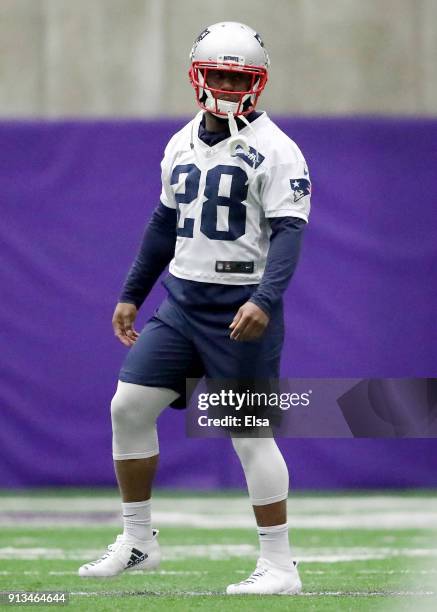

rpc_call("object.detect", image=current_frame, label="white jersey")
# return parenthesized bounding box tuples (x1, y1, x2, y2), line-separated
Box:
(160, 111, 311, 285)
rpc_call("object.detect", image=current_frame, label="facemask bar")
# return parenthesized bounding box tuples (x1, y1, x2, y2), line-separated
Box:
(189, 61, 268, 117)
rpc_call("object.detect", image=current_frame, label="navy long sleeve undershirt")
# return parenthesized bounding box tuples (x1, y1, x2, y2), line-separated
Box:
(119, 202, 306, 314)
(248, 216, 306, 315)
(119, 203, 177, 308)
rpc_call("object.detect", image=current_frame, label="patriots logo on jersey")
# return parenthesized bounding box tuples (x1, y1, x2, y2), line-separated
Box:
(290, 178, 311, 202)
(233, 145, 265, 169)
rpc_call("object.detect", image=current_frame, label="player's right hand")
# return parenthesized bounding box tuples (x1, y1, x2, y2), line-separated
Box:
(112, 302, 140, 347)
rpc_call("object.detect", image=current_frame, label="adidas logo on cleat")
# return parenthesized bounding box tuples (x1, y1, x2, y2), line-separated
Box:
(126, 548, 148, 568)
(78, 531, 160, 577)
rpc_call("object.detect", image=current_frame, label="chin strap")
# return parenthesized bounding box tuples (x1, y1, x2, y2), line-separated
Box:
(227, 111, 250, 156)
(227, 111, 260, 166)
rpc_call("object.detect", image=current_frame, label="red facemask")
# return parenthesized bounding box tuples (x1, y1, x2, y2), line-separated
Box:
(189, 61, 268, 117)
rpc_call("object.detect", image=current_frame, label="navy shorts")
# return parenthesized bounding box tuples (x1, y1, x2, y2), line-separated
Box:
(119, 293, 284, 410)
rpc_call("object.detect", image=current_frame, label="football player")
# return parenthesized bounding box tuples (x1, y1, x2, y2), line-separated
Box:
(78, 22, 310, 596)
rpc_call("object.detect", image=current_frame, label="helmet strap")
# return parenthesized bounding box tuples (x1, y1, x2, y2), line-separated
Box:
(227, 111, 250, 156)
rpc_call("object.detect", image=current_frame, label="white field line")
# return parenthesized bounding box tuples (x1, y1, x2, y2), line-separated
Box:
(1, 496, 437, 514)
(1, 545, 437, 562)
(1, 568, 437, 576)
(298, 591, 436, 597)
(303, 569, 437, 575)
(0, 544, 256, 561)
(0, 570, 208, 576)
(67, 590, 435, 597)
(1, 495, 436, 530)
(1, 511, 437, 529)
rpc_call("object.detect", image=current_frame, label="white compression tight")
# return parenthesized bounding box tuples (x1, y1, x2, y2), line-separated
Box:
(230, 434, 289, 506)
(111, 381, 179, 460)
(111, 381, 289, 505)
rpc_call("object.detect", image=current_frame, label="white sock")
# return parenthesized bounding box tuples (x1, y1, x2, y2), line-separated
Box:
(257, 523, 293, 569)
(121, 500, 152, 542)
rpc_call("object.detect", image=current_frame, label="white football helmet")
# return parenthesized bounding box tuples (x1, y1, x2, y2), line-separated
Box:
(189, 22, 270, 117)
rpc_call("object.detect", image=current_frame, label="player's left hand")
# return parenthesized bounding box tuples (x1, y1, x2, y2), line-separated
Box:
(229, 301, 269, 341)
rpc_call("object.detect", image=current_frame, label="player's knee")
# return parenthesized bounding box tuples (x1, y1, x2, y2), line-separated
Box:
(231, 435, 278, 462)
(110, 384, 146, 432)
(110, 391, 129, 429)
(232, 435, 289, 504)
(110, 381, 178, 433)
(231, 435, 288, 476)
(231, 435, 258, 463)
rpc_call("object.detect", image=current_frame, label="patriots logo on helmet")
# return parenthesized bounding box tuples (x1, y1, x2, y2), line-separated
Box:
(254, 32, 265, 48)
(290, 178, 311, 202)
(190, 28, 211, 59)
(195, 28, 210, 43)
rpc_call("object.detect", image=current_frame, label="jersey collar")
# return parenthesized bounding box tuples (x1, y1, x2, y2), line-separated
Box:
(197, 110, 263, 148)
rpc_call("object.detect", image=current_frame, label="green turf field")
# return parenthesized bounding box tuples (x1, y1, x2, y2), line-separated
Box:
(0, 490, 436, 610)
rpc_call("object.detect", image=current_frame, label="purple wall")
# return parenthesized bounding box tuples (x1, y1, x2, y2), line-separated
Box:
(1, 118, 436, 489)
